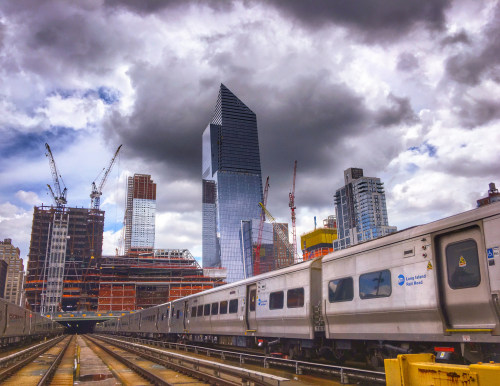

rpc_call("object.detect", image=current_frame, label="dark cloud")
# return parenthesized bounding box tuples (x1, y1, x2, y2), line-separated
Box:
(375, 94, 418, 127)
(457, 97, 500, 128)
(441, 30, 471, 46)
(261, 0, 452, 41)
(1, 1, 140, 82)
(397, 52, 419, 72)
(445, 4, 500, 85)
(104, 0, 234, 14)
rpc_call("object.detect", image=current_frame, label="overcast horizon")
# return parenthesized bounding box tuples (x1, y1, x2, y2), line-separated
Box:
(1, 0, 499, 265)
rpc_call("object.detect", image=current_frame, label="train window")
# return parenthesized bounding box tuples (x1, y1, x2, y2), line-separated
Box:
(197, 305, 203, 317)
(359, 270, 391, 299)
(204, 304, 210, 316)
(287, 288, 304, 308)
(269, 291, 284, 310)
(191, 306, 197, 317)
(211, 302, 219, 315)
(176, 310, 180, 319)
(229, 299, 238, 313)
(328, 277, 354, 303)
(220, 300, 228, 314)
(446, 239, 481, 289)
(249, 289, 256, 311)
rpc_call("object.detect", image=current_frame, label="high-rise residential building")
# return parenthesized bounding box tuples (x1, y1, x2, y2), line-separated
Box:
(25, 206, 104, 313)
(124, 174, 156, 254)
(202, 84, 263, 282)
(334, 168, 397, 250)
(0, 238, 24, 306)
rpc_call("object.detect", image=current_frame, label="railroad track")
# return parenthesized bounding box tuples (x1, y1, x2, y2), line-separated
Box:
(0, 335, 73, 385)
(89, 334, 289, 385)
(95, 334, 387, 384)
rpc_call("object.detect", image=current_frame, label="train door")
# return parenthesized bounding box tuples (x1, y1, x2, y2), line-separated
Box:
(183, 301, 188, 331)
(246, 284, 257, 331)
(436, 227, 497, 329)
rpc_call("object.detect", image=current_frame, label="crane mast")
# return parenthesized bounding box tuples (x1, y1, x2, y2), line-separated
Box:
(45, 143, 67, 209)
(254, 177, 270, 275)
(289, 160, 299, 263)
(259, 202, 295, 269)
(90, 145, 122, 210)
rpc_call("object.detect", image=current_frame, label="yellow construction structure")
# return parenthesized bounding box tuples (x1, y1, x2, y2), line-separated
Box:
(385, 353, 500, 386)
(301, 226, 337, 261)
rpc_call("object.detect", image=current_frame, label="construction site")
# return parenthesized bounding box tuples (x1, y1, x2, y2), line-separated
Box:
(24, 144, 225, 314)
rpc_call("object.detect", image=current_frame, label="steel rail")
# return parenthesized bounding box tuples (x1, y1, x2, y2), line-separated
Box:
(0, 335, 66, 382)
(83, 335, 171, 386)
(92, 334, 284, 385)
(97, 333, 386, 384)
(37, 335, 73, 385)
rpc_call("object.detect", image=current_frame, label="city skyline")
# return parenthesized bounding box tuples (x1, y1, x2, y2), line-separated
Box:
(0, 1, 499, 264)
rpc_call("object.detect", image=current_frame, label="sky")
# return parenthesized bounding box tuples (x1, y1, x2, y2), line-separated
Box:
(1, 0, 499, 265)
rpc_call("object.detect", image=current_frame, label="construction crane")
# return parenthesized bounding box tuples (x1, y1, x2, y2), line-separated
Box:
(289, 160, 298, 262)
(254, 177, 270, 275)
(90, 145, 122, 210)
(259, 202, 296, 268)
(45, 143, 67, 209)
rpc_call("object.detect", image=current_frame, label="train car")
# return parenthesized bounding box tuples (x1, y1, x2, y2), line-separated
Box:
(322, 201, 500, 364)
(0, 298, 63, 346)
(105, 202, 500, 363)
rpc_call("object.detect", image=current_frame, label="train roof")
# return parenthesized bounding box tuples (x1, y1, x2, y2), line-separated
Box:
(323, 201, 500, 263)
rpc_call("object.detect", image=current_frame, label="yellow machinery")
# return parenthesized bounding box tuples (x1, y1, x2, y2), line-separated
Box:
(385, 353, 500, 385)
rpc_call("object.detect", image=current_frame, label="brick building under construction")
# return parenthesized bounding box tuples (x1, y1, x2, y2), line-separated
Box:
(25, 205, 225, 314)
(25, 205, 104, 313)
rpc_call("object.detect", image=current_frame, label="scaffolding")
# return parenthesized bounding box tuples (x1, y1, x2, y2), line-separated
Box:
(97, 249, 225, 311)
(26, 205, 104, 313)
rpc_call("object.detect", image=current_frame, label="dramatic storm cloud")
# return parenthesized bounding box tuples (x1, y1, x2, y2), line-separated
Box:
(0, 0, 499, 263)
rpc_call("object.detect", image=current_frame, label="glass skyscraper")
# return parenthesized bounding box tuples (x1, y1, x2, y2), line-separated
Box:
(202, 84, 263, 282)
(333, 168, 397, 250)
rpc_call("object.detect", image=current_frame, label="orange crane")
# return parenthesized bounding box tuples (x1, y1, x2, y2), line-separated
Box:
(254, 177, 270, 275)
(90, 145, 122, 210)
(289, 160, 298, 263)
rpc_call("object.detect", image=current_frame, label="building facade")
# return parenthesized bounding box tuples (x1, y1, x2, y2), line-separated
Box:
(202, 84, 264, 282)
(124, 174, 156, 254)
(25, 206, 104, 313)
(334, 168, 397, 250)
(0, 238, 24, 305)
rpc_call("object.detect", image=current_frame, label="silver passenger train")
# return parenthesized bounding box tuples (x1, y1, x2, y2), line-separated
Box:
(0, 298, 64, 347)
(96, 202, 500, 364)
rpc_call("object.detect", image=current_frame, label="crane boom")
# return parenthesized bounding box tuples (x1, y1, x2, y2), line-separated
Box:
(259, 202, 295, 269)
(45, 143, 67, 208)
(254, 177, 270, 275)
(90, 145, 122, 210)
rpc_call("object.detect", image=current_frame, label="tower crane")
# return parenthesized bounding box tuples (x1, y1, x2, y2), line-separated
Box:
(90, 145, 122, 210)
(289, 160, 299, 262)
(259, 202, 295, 268)
(253, 176, 270, 275)
(45, 143, 67, 209)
